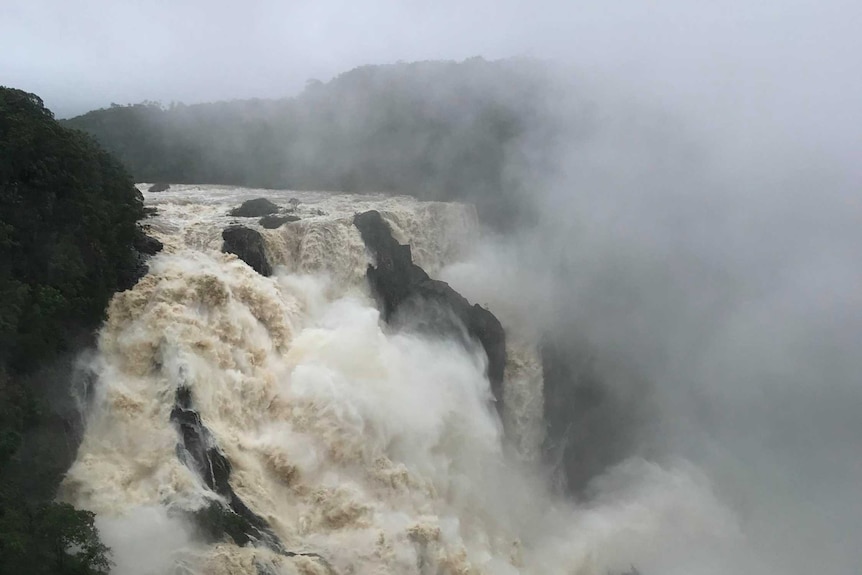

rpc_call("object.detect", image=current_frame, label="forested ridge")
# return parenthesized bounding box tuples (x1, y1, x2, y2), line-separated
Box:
(0, 87, 145, 574)
(63, 58, 572, 227)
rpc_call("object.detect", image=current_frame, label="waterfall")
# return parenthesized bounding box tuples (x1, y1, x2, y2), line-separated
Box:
(60, 185, 738, 575)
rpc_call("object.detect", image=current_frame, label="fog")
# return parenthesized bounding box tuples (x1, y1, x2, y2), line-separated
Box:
(5, 1, 862, 573)
(438, 49, 862, 570)
(532, 73, 862, 571)
(4, 0, 861, 137)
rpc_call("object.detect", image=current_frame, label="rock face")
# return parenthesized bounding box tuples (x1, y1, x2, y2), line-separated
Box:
(353, 210, 506, 409)
(170, 385, 331, 569)
(259, 214, 300, 229)
(229, 198, 280, 217)
(222, 226, 272, 276)
(133, 229, 163, 255)
(121, 228, 164, 290)
(170, 385, 282, 551)
(148, 182, 170, 193)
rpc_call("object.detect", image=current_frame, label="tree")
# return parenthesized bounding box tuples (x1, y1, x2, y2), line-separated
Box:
(0, 497, 111, 575)
(0, 86, 143, 370)
(0, 86, 144, 574)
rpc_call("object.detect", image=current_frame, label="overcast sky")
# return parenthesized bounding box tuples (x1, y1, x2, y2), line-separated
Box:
(5, 3, 862, 572)
(2, 0, 861, 141)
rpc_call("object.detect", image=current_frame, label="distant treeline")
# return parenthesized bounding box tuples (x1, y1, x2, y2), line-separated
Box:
(63, 58, 574, 227)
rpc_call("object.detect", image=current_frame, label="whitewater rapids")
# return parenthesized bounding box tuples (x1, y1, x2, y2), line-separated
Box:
(60, 185, 741, 575)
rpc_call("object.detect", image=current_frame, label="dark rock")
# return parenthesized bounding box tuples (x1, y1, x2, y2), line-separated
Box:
(170, 384, 333, 570)
(170, 385, 282, 552)
(259, 214, 300, 229)
(133, 229, 163, 255)
(190, 501, 266, 548)
(222, 226, 272, 276)
(120, 228, 164, 290)
(120, 255, 148, 291)
(469, 305, 506, 393)
(148, 182, 170, 193)
(143, 206, 158, 218)
(229, 198, 280, 217)
(353, 210, 506, 409)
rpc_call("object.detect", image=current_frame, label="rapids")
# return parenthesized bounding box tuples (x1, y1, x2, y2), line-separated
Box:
(60, 185, 740, 575)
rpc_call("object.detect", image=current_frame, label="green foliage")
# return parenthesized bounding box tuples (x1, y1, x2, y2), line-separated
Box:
(0, 495, 111, 575)
(0, 86, 143, 371)
(0, 86, 144, 573)
(63, 59, 568, 227)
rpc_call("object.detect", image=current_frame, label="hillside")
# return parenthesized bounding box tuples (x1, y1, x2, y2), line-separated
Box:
(63, 58, 569, 227)
(0, 87, 147, 574)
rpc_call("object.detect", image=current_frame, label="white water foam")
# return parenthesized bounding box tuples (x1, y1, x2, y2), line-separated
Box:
(61, 185, 743, 574)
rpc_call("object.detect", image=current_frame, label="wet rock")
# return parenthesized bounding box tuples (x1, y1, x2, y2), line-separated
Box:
(353, 210, 506, 410)
(170, 385, 283, 551)
(171, 384, 334, 571)
(120, 253, 149, 290)
(133, 229, 163, 255)
(147, 182, 170, 193)
(120, 228, 164, 289)
(259, 214, 300, 229)
(229, 198, 280, 217)
(222, 226, 272, 276)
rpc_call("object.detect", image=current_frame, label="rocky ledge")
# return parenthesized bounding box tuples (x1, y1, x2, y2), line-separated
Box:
(353, 210, 506, 411)
(229, 198, 280, 217)
(222, 226, 272, 276)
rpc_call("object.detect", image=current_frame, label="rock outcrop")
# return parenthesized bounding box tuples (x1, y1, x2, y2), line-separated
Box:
(229, 198, 280, 217)
(148, 182, 170, 193)
(171, 385, 282, 551)
(133, 229, 163, 255)
(170, 384, 332, 571)
(121, 228, 164, 290)
(222, 226, 272, 276)
(353, 210, 506, 409)
(259, 214, 300, 229)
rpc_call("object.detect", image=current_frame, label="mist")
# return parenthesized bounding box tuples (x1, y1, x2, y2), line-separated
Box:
(437, 59, 862, 572)
(5, 1, 862, 573)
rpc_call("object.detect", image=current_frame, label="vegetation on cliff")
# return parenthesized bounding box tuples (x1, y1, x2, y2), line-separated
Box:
(1, 86, 144, 574)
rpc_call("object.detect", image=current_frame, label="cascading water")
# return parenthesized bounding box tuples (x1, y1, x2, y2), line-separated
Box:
(60, 185, 742, 575)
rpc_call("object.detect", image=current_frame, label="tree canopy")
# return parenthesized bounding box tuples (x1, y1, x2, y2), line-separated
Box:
(1, 86, 143, 574)
(1, 87, 143, 370)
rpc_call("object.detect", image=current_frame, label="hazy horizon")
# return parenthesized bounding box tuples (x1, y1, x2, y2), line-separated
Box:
(4, 1, 862, 573)
(2, 0, 860, 138)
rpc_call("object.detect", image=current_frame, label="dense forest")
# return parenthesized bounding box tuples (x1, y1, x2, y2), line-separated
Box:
(0, 87, 145, 574)
(63, 58, 577, 227)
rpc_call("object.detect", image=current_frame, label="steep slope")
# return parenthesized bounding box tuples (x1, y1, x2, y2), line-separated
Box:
(0, 87, 150, 575)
